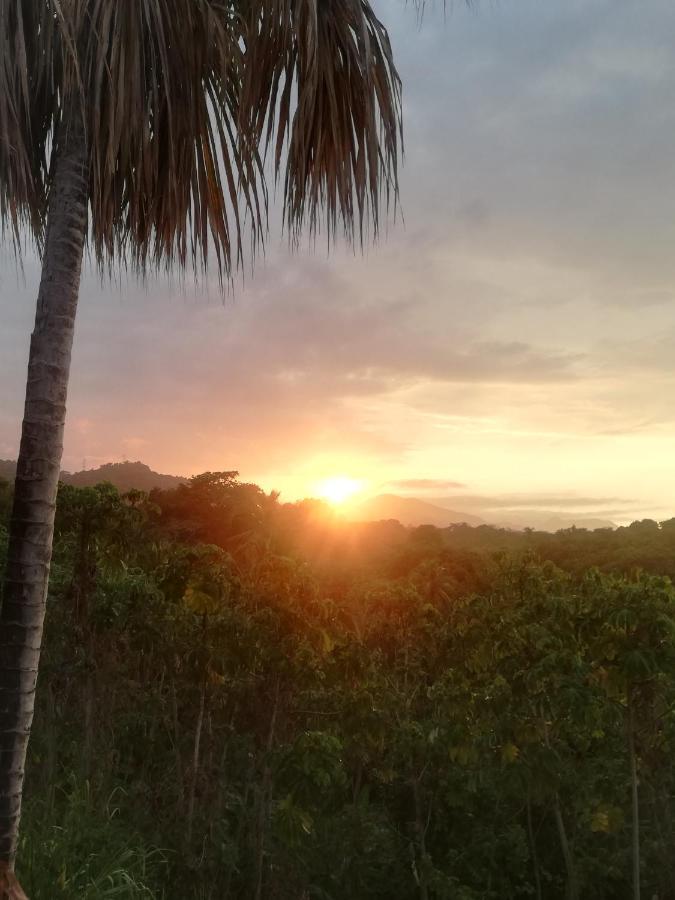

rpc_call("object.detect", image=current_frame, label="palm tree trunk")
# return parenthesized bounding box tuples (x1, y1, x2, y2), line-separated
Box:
(0, 94, 88, 876)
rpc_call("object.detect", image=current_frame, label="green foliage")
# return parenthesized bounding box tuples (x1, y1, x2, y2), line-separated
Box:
(18, 477, 675, 898)
(18, 786, 165, 899)
(0, 477, 11, 526)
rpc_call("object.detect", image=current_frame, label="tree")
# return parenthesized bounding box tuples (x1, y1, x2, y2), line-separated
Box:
(0, 1, 402, 892)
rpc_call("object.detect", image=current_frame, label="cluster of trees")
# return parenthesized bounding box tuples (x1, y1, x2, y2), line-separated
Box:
(1, 473, 674, 898)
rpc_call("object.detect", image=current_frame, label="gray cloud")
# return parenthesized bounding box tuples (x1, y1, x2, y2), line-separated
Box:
(387, 0, 675, 296)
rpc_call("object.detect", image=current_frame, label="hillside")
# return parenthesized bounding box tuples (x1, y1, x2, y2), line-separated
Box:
(429, 496, 616, 531)
(347, 492, 616, 531)
(496, 510, 615, 531)
(65, 461, 187, 492)
(348, 493, 484, 527)
(0, 459, 186, 492)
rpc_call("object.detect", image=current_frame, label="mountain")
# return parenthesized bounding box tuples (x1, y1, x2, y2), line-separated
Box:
(348, 494, 484, 528)
(431, 496, 616, 531)
(0, 460, 186, 493)
(348, 493, 614, 531)
(495, 511, 615, 531)
(65, 461, 187, 492)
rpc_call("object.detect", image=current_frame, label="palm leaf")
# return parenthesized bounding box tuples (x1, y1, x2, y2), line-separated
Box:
(0, 0, 403, 275)
(242, 0, 402, 246)
(0, 0, 58, 244)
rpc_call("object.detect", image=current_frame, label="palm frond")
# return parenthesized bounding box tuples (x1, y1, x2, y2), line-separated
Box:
(242, 0, 402, 246)
(0, 0, 59, 244)
(0, 0, 403, 275)
(77, 0, 262, 280)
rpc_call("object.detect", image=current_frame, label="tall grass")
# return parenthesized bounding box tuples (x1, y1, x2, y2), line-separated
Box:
(17, 782, 167, 899)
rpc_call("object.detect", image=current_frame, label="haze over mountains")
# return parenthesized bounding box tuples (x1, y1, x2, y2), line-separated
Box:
(348, 494, 485, 528)
(0, 459, 616, 531)
(347, 493, 615, 531)
(432, 497, 615, 532)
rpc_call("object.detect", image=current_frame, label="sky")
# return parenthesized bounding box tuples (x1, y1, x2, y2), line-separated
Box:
(2, 0, 675, 524)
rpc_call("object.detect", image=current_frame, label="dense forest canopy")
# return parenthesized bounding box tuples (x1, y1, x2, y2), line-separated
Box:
(1, 472, 674, 898)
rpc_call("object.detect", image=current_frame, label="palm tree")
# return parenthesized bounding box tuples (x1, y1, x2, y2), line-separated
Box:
(0, 0, 401, 892)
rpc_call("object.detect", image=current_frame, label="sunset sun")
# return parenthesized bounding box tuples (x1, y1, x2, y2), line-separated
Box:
(315, 476, 363, 506)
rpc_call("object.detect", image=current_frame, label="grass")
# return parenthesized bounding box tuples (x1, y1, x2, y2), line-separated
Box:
(17, 782, 167, 899)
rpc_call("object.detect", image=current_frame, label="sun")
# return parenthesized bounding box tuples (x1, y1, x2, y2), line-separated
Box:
(315, 476, 363, 506)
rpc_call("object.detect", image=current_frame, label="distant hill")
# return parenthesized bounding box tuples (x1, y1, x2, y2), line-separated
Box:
(0, 460, 187, 493)
(431, 495, 616, 531)
(65, 461, 187, 492)
(348, 494, 484, 528)
(348, 493, 614, 532)
(496, 511, 615, 531)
